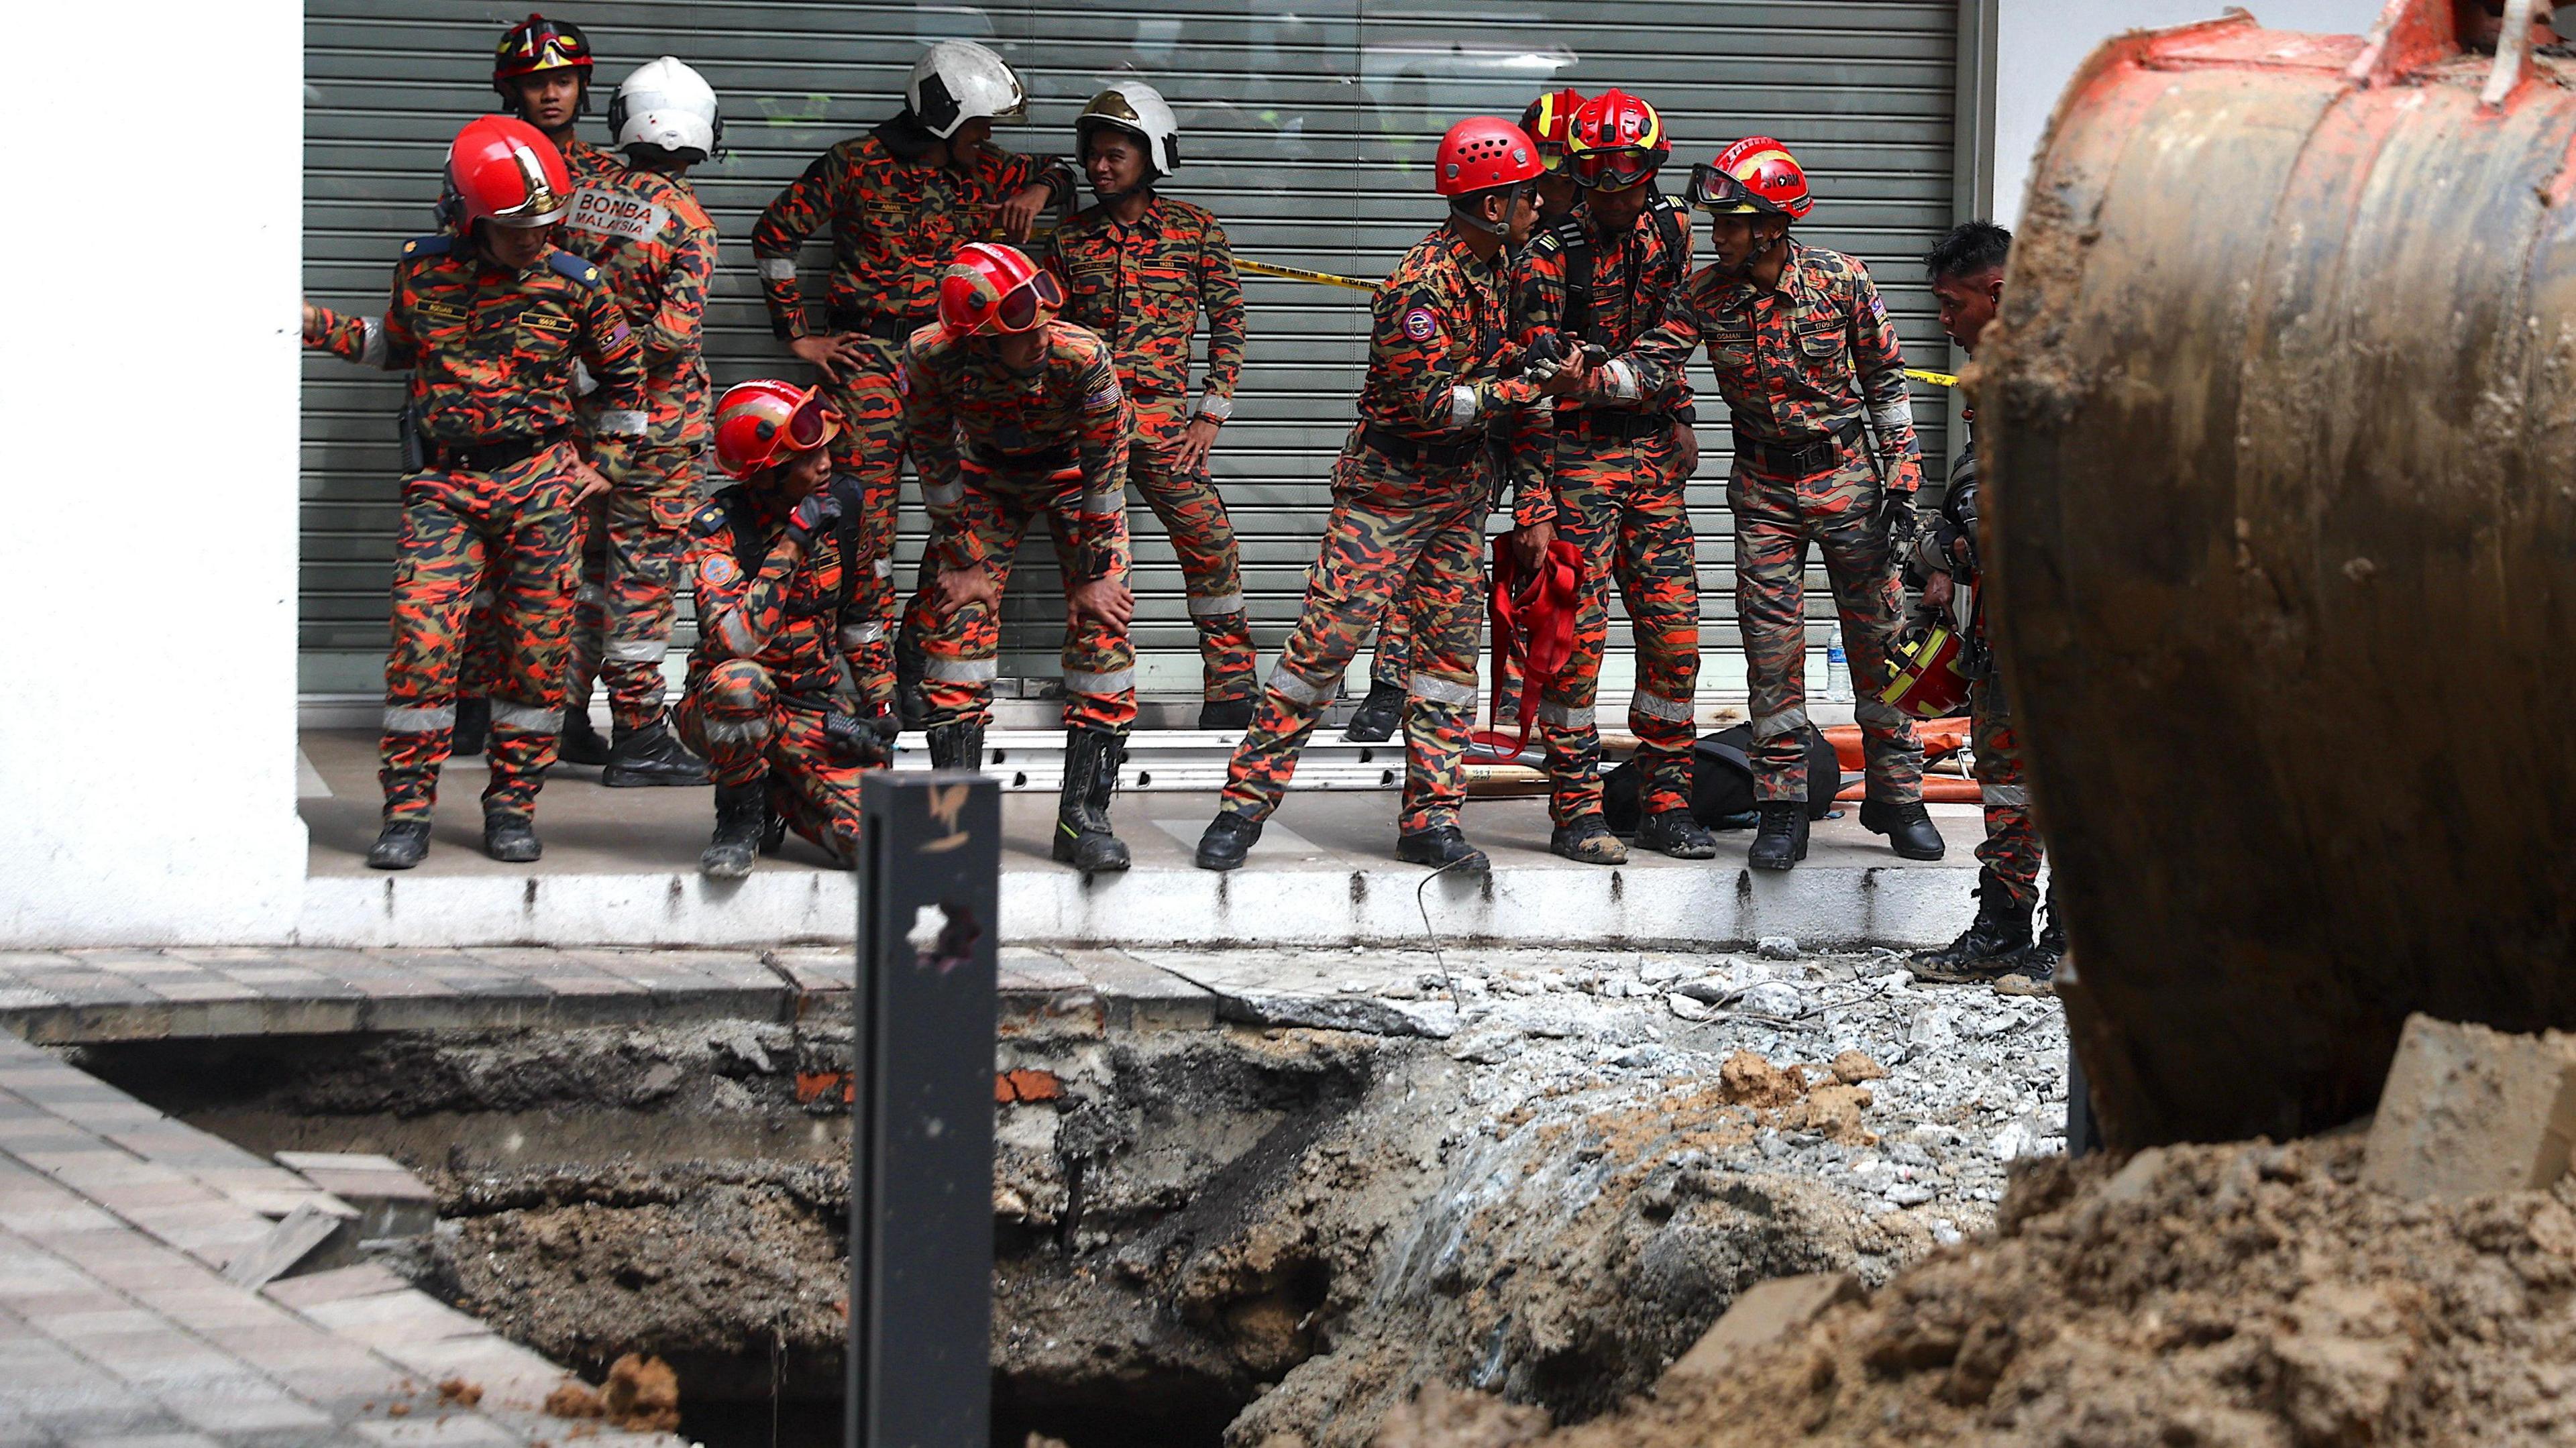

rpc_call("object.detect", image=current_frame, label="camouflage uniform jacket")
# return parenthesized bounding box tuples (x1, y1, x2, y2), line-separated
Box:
(900, 319, 1128, 578)
(684, 485, 859, 698)
(1625, 237, 1923, 492)
(558, 137, 623, 184)
(1049, 194, 1246, 420)
(305, 235, 646, 445)
(751, 125, 1073, 338)
(556, 161, 718, 452)
(1358, 225, 1546, 454)
(1507, 193, 1696, 523)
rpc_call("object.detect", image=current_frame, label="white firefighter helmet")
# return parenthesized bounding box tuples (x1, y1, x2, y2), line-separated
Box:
(609, 56, 721, 162)
(1077, 81, 1179, 176)
(908, 40, 1028, 139)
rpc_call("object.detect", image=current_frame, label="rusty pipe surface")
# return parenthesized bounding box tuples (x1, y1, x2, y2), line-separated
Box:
(1984, 0, 2576, 1149)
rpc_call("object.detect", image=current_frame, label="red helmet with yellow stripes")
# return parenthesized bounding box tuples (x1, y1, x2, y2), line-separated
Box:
(1688, 136, 1814, 219)
(1519, 88, 1586, 170)
(713, 380, 842, 479)
(1565, 90, 1670, 192)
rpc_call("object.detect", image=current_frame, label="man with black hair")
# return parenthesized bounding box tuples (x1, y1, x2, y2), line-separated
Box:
(1910, 220, 2061, 985)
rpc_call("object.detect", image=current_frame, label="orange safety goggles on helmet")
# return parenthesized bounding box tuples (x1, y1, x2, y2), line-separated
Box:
(712, 380, 842, 479)
(1687, 137, 1815, 219)
(938, 241, 1065, 338)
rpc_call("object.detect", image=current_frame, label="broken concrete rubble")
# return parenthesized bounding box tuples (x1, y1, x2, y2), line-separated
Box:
(2363, 1013, 2576, 1203)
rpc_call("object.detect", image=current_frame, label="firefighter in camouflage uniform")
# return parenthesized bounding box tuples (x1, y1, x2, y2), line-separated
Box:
(679, 381, 895, 879)
(1195, 117, 1585, 875)
(904, 243, 1140, 876)
(1508, 89, 1713, 867)
(751, 40, 1073, 721)
(1053, 82, 1257, 728)
(305, 115, 646, 870)
(551, 56, 724, 789)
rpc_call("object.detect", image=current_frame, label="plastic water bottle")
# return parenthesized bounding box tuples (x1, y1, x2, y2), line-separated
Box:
(1825, 641, 1855, 704)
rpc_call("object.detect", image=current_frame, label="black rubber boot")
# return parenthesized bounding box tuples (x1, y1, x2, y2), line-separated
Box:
(893, 624, 930, 732)
(482, 812, 542, 864)
(1342, 681, 1404, 742)
(1397, 825, 1489, 872)
(367, 819, 431, 871)
(1747, 801, 1810, 871)
(1860, 799, 1947, 861)
(700, 781, 767, 880)
(452, 697, 490, 757)
(1194, 812, 1263, 871)
(559, 705, 610, 767)
(926, 722, 985, 771)
(601, 717, 712, 787)
(1052, 728, 1132, 874)
(1550, 814, 1629, 865)
(1198, 697, 1256, 731)
(1911, 881, 2037, 983)
(1635, 807, 1719, 860)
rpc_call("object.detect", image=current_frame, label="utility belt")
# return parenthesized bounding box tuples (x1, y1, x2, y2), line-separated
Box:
(827, 306, 936, 343)
(423, 430, 569, 476)
(1359, 425, 1489, 469)
(1555, 408, 1672, 443)
(966, 441, 1080, 478)
(1733, 416, 1864, 478)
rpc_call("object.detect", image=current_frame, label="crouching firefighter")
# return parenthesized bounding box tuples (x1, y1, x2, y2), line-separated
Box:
(903, 242, 1140, 875)
(678, 381, 895, 878)
(1907, 222, 2061, 985)
(1194, 116, 1585, 875)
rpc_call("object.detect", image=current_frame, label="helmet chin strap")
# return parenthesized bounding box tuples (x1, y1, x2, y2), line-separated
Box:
(1453, 182, 1527, 237)
(1717, 222, 1788, 276)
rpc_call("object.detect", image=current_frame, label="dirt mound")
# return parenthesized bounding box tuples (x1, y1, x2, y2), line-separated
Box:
(1382, 1133, 2576, 1447)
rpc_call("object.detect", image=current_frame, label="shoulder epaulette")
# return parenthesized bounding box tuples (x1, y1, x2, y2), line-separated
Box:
(1650, 192, 1684, 215)
(400, 234, 452, 260)
(547, 251, 606, 287)
(691, 498, 734, 537)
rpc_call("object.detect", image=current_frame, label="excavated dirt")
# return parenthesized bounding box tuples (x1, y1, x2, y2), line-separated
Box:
(1380, 1133, 2576, 1448)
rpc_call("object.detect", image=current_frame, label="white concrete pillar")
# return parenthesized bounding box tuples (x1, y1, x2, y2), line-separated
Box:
(0, 1, 307, 944)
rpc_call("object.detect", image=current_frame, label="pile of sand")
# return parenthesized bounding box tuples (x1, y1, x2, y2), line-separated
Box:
(1379, 1133, 2576, 1446)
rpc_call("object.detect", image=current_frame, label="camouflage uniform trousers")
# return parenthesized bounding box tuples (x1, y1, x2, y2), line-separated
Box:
(1969, 673, 2042, 909)
(1220, 443, 1491, 835)
(1538, 430, 1700, 825)
(1733, 443, 1925, 802)
(568, 445, 700, 731)
(1129, 397, 1256, 704)
(1366, 565, 1522, 711)
(676, 659, 877, 866)
(816, 335, 908, 708)
(379, 444, 587, 824)
(916, 463, 1140, 734)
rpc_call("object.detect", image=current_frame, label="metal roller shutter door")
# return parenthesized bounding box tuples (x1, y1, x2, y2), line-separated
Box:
(302, 1, 1955, 706)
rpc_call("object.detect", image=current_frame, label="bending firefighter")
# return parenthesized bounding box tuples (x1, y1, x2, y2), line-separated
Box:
(903, 243, 1140, 875)
(1618, 137, 1944, 871)
(1908, 223, 2062, 985)
(1195, 117, 1585, 875)
(751, 40, 1073, 721)
(680, 382, 894, 878)
(1053, 82, 1258, 728)
(304, 115, 645, 869)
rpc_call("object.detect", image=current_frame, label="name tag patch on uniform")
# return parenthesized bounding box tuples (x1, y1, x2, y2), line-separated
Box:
(565, 188, 667, 243)
(1402, 307, 1439, 342)
(700, 556, 740, 586)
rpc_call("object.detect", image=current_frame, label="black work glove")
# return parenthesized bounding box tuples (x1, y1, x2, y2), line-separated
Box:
(1878, 489, 1919, 558)
(822, 709, 897, 768)
(785, 489, 843, 550)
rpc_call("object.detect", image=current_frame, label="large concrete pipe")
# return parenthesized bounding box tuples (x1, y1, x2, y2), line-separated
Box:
(1986, 0, 2576, 1148)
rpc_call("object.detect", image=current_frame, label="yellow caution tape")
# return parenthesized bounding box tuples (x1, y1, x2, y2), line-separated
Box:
(1237, 257, 1381, 293)
(1905, 368, 1959, 387)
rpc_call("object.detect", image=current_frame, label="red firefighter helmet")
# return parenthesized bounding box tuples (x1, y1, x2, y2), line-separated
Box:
(1880, 625, 1972, 720)
(1434, 116, 1543, 197)
(1565, 90, 1670, 192)
(1688, 136, 1814, 219)
(1519, 88, 1585, 170)
(712, 380, 842, 480)
(494, 13, 594, 95)
(937, 242, 1065, 338)
(446, 115, 572, 231)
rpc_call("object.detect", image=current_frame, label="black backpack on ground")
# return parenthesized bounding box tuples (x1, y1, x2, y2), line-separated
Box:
(1603, 723, 1843, 834)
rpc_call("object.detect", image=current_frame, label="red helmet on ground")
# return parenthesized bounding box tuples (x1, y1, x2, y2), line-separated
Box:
(1435, 116, 1542, 197)
(1880, 625, 1972, 720)
(938, 242, 1065, 338)
(1519, 88, 1585, 170)
(446, 115, 572, 231)
(713, 380, 843, 480)
(1688, 136, 1814, 219)
(494, 13, 594, 97)
(1566, 90, 1670, 192)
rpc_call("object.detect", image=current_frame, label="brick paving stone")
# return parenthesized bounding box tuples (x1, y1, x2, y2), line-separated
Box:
(258, 1264, 409, 1310)
(166, 1390, 335, 1436)
(66, 1432, 229, 1448)
(297, 1290, 490, 1349)
(142, 983, 260, 1005)
(0, 952, 79, 971)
